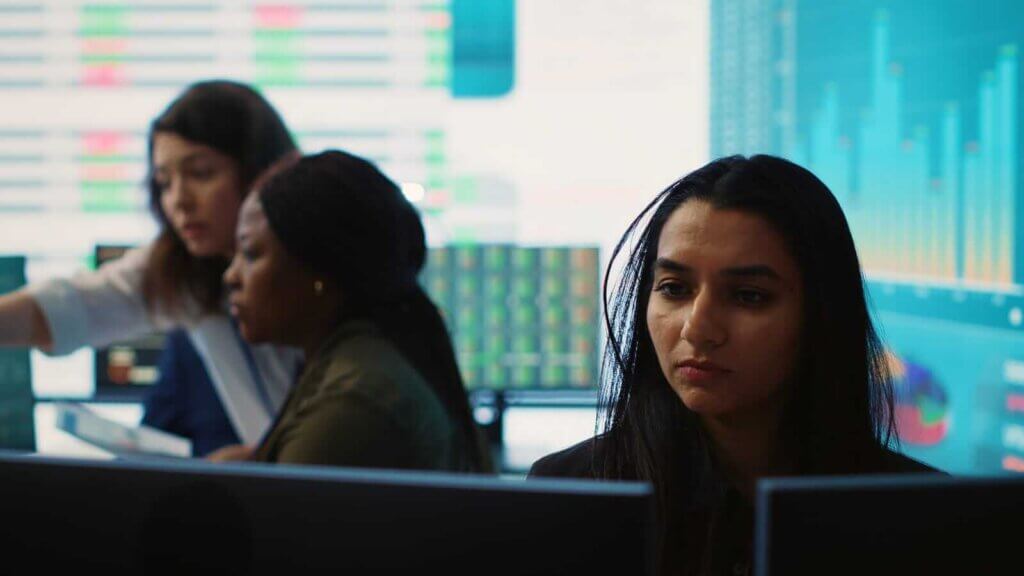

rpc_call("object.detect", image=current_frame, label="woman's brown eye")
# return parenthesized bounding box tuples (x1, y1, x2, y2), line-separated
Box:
(656, 282, 689, 298)
(190, 167, 215, 180)
(736, 289, 770, 306)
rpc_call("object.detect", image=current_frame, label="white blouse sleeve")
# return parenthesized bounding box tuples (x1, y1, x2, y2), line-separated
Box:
(25, 245, 179, 355)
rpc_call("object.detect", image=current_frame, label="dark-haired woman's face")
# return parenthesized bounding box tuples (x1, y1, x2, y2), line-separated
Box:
(646, 200, 803, 426)
(152, 132, 243, 258)
(224, 193, 325, 346)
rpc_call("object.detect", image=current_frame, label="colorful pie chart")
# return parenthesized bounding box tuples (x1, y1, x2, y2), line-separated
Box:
(889, 352, 950, 446)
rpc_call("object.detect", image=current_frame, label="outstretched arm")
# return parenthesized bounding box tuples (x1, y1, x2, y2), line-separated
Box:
(0, 289, 53, 350)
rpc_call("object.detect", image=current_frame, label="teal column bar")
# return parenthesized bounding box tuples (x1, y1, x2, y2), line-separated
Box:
(0, 256, 34, 451)
(979, 74, 995, 281)
(918, 129, 938, 276)
(963, 152, 979, 280)
(451, 0, 515, 97)
(942, 104, 962, 280)
(997, 46, 1018, 284)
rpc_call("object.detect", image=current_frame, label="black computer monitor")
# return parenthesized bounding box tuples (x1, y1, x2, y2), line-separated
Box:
(755, 474, 1024, 576)
(0, 453, 653, 575)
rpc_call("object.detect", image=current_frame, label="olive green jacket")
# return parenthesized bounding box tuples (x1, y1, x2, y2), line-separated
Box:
(253, 320, 457, 471)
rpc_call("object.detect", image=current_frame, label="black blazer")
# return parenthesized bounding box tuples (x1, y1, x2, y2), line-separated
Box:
(530, 437, 939, 576)
(530, 436, 939, 480)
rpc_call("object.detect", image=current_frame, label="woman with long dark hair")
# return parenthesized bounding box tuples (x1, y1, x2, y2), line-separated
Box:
(0, 80, 302, 450)
(530, 155, 934, 575)
(218, 150, 491, 472)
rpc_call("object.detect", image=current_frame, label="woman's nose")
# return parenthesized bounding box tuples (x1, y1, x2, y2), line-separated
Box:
(223, 254, 240, 289)
(164, 177, 193, 211)
(679, 291, 727, 349)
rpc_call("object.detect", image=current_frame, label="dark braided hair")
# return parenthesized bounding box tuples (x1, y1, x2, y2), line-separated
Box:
(258, 150, 492, 473)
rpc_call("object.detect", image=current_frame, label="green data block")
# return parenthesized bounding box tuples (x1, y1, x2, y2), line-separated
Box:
(456, 334, 480, 352)
(483, 336, 507, 354)
(512, 367, 537, 388)
(426, 175, 446, 190)
(484, 365, 507, 388)
(429, 246, 451, 265)
(484, 276, 506, 295)
(253, 29, 301, 42)
(513, 248, 538, 270)
(450, 227, 481, 242)
(484, 246, 508, 269)
(79, 26, 128, 37)
(543, 307, 568, 326)
(542, 249, 568, 269)
(541, 366, 568, 387)
(456, 279, 481, 300)
(512, 307, 538, 327)
(542, 277, 566, 297)
(543, 334, 569, 353)
(253, 36, 302, 57)
(513, 278, 536, 298)
(453, 178, 478, 203)
(427, 276, 450, 297)
(427, 40, 451, 62)
(424, 28, 447, 41)
(512, 334, 538, 353)
(485, 306, 507, 326)
(76, 154, 142, 164)
(456, 305, 480, 324)
(81, 183, 134, 212)
(423, 141, 444, 161)
(257, 60, 301, 76)
(80, 7, 126, 36)
(455, 246, 479, 269)
(461, 366, 480, 389)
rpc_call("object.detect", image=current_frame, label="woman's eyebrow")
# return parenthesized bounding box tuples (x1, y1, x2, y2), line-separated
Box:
(654, 258, 782, 281)
(654, 258, 689, 273)
(719, 265, 782, 281)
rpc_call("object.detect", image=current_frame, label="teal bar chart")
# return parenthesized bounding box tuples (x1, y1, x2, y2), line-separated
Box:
(713, 0, 1024, 474)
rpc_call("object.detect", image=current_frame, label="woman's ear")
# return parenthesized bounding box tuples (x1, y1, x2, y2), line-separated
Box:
(315, 278, 344, 319)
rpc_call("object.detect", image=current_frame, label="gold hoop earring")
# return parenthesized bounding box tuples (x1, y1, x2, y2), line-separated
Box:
(313, 280, 324, 296)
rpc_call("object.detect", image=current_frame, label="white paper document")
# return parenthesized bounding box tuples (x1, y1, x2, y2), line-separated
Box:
(53, 402, 192, 458)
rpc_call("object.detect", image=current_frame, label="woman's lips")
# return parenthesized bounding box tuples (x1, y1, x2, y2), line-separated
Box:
(180, 223, 206, 239)
(675, 360, 730, 383)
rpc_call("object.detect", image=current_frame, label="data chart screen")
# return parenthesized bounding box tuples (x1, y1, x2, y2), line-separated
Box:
(712, 0, 1024, 474)
(422, 245, 599, 390)
(0, 1, 709, 397)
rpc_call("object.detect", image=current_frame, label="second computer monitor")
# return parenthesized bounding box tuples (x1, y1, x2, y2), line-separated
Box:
(755, 473, 1024, 576)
